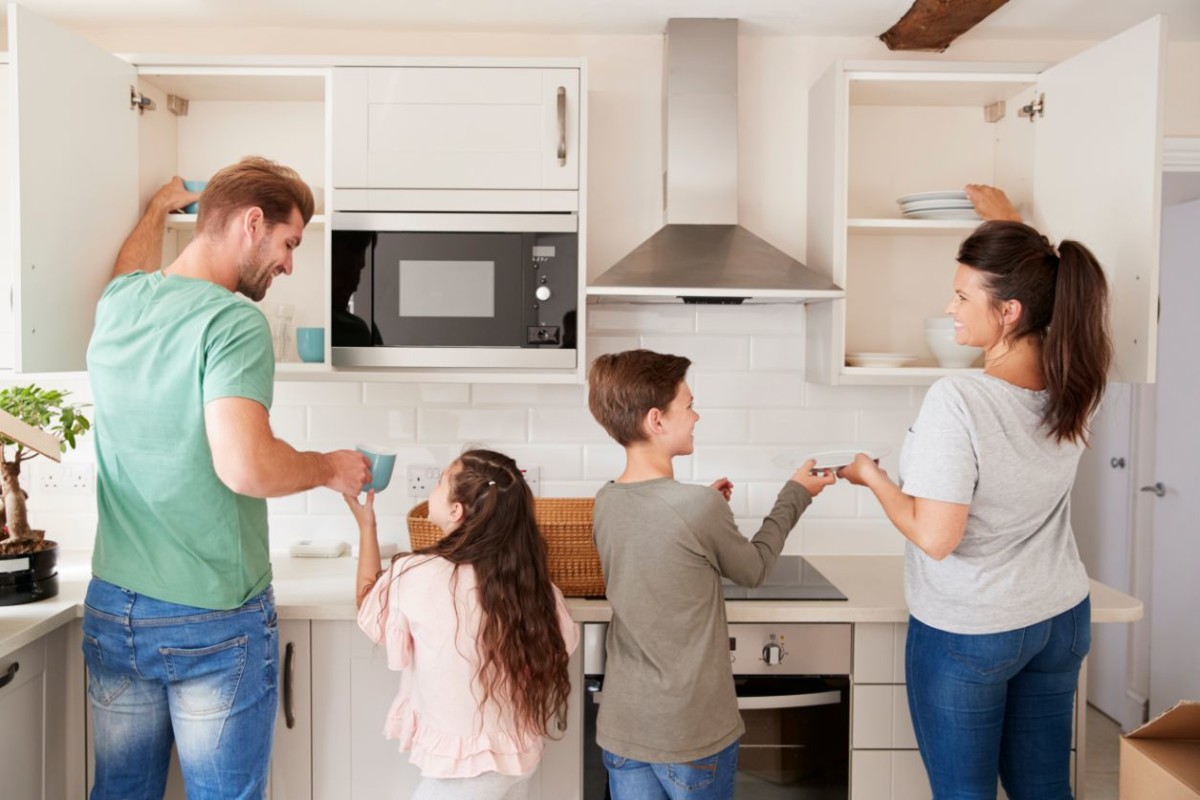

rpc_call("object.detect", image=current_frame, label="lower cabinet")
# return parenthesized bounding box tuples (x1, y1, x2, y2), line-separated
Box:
(0, 621, 86, 800)
(309, 620, 582, 800)
(270, 620, 314, 799)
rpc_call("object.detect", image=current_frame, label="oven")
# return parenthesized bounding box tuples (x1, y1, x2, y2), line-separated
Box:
(331, 212, 578, 369)
(582, 621, 852, 800)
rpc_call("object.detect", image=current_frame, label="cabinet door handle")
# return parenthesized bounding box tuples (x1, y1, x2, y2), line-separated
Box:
(556, 86, 567, 166)
(1140, 482, 1166, 498)
(283, 642, 295, 729)
(0, 662, 18, 689)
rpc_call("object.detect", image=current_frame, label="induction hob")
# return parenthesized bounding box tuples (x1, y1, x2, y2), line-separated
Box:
(720, 556, 847, 600)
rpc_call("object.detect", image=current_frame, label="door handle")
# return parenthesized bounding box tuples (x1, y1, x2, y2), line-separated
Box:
(1140, 482, 1166, 498)
(0, 662, 18, 689)
(283, 642, 295, 729)
(556, 86, 567, 166)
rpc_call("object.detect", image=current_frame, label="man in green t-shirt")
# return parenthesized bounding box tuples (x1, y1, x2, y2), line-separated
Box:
(84, 158, 371, 800)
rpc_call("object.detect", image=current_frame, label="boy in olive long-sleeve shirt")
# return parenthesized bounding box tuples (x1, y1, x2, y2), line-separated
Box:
(587, 349, 834, 799)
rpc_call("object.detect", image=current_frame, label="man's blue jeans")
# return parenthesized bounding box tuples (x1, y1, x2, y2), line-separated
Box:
(905, 596, 1091, 800)
(82, 577, 279, 800)
(603, 739, 740, 800)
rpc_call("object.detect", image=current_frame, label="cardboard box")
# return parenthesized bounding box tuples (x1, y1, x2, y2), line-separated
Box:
(1120, 701, 1200, 799)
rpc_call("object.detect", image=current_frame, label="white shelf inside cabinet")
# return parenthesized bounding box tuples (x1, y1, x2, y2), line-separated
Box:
(276, 362, 331, 375)
(847, 218, 980, 235)
(166, 214, 327, 231)
(838, 366, 983, 386)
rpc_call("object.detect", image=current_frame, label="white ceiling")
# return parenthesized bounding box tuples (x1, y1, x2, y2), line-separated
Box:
(4, 0, 1200, 41)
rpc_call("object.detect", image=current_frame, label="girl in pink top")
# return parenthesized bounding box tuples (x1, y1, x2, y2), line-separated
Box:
(345, 448, 579, 800)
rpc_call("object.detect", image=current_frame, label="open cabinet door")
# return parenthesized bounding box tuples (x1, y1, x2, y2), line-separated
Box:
(1032, 15, 1164, 384)
(9, 5, 138, 373)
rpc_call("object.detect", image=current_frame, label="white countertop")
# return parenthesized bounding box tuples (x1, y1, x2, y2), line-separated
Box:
(0, 550, 1143, 659)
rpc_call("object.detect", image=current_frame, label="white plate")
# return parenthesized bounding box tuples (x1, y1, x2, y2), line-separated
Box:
(772, 447, 892, 471)
(896, 190, 969, 204)
(898, 198, 976, 211)
(902, 208, 981, 220)
(845, 352, 918, 367)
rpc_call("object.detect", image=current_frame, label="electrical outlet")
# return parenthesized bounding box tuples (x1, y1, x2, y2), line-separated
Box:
(519, 465, 540, 497)
(37, 464, 63, 492)
(406, 464, 441, 498)
(66, 464, 93, 492)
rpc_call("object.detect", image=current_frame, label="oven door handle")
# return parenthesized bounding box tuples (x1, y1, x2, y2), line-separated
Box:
(736, 690, 843, 711)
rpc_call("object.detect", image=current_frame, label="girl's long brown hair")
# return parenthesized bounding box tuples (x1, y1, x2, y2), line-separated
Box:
(392, 449, 571, 741)
(957, 221, 1112, 444)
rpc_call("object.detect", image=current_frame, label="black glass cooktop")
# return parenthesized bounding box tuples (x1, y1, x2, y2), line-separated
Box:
(721, 556, 847, 601)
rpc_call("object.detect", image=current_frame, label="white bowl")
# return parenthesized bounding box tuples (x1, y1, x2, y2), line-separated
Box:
(925, 328, 982, 368)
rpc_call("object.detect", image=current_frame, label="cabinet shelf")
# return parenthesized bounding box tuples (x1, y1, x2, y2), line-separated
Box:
(847, 218, 980, 236)
(838, 365, 983, 386)
(165, 213, 327, 231)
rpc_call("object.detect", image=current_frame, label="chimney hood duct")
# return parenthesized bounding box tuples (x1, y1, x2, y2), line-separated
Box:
(588, 18, 843, 304)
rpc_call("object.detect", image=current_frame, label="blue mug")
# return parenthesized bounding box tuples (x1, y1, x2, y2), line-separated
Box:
(182, 179, 208, 214)
(296, 327, 325, 363)
(357, 445, 396, 493)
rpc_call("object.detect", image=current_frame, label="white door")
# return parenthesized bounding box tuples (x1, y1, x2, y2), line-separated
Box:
(1071, 384, 1133, 722)
(0, 60, 12, 370)
(8, 4, 139, 373)
(1148, 197, 1200, 716)
(1032, 15, 1164, 384)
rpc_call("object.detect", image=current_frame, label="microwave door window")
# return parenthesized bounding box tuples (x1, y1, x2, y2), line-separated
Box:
(372, 233, 523, 347)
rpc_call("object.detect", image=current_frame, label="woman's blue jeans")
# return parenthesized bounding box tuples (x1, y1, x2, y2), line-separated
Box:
(81, 577, 279, 800)
(905, 596, 1091, 800)
(603, 739, 740, 800)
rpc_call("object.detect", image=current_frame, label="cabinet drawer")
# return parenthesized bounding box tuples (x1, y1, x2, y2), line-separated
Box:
(854, 622, 906, 683)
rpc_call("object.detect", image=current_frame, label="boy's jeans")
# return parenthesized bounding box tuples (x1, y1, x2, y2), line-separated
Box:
(905, 596, 1091, 800)
(82, 577, 279, 800)
(603, 739, 740, 800)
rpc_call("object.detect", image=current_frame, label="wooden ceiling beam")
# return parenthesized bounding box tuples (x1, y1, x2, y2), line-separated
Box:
(879, 0, 1012, 52)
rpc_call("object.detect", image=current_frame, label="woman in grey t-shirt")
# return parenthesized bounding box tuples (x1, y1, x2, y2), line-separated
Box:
(840, 186, 1112, 799)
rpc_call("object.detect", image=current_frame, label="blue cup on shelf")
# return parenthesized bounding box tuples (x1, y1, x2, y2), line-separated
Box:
(182, 179, 208, 214)
(357, 445, 397, 494)
(296, 327, 325, 363)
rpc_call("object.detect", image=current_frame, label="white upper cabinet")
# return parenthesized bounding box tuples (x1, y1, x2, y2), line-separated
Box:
(7, 4, 139, 374)
(332, 66, 581, 201)
(806, 16, 1165, 385)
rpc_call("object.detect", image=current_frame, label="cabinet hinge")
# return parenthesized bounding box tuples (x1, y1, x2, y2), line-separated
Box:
(166, 94, 189, 117)
(983, 100, 1005, 123)
(1018, 93, 1045, 123)
(129, 86, 156, 115)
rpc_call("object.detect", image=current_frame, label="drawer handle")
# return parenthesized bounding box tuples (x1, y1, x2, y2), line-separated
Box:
(0, 662, 18, 689)
(283, 642, 295, 729)
(556, 86, 567, 166)
(737, 690, 843, 711)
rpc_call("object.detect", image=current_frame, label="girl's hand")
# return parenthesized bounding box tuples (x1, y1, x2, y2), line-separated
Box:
(710, 477, 734, 502)
(343, 490, 377, 530)
(837, 453, 885, 487)
(791, 459, 837, 496)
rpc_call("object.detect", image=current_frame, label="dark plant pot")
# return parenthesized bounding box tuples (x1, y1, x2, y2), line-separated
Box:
(0, 542, 58, 606)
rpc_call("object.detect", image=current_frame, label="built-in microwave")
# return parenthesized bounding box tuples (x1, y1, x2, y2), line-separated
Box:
(331, 213, 578, 369)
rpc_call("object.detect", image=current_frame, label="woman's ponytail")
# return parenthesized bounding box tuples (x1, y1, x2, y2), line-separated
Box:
(1041, 239, 1112, 444)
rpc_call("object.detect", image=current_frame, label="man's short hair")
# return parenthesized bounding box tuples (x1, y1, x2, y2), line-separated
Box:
(195, 156, 314, 236)
(588, 349, 691, 446)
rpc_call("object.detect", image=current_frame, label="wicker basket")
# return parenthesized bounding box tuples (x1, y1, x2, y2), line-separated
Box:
(406, 497, 605, 598)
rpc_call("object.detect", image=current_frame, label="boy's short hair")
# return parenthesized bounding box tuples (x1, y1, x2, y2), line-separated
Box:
(588, 349, 691, 446)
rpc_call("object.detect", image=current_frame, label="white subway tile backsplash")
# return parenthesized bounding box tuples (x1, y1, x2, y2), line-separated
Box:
(796, 480, 858, 519)
(588, 305, 695, 333)
(749, 409, 858, 444)
(270, 406, 307, 442)
(471, 383, 586, 407)
(363, 383, 470, 406)
(639, 335, 750, 370)
(275, 381, 362, 406)
(750, 336, 806, 371)
(804, 382, 913, 410)
(540, 479, 609, 498)
(696, 304, 806, 335)
(530, 407, 611, 443)
(583, 443, 628, 480)
(495, 445, 584, 481)
(800, 520, 906, 555)
(268, 494, 307, 515)
(695, 371, 804, 408)
(692, 447, 796, 482)
(857, 408, 918, 444)
(418, 408, 528, 443)
(308, 405, 392, 442)
(585, 334, 641, 359)
(695, 409, 749, 444)
(387, 409, 418, 442)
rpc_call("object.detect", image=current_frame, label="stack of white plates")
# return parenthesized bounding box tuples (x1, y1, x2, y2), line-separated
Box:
(897, 190, 980, 221)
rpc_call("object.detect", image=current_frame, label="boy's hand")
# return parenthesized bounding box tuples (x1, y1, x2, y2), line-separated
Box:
(709, 477, 734, 502)
(343, 490, 377, 531)
(837, 453, 885, 487)
(791, 459, 836, 496)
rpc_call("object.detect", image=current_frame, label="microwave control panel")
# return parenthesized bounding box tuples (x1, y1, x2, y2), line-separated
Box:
(524, 232, 578, 348)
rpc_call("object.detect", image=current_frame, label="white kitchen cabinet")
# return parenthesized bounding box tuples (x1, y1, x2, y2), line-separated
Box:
(0, 57, 12, 372)
(271, 620, 314, 799)
(0, 622, 87, 800)
(311, 620, 582, 800)
(332, 65, 581, 205)
(807, 16, 1165, 385)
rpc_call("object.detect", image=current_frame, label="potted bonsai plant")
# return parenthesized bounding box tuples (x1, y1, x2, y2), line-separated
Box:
(0, 385, 91, 605)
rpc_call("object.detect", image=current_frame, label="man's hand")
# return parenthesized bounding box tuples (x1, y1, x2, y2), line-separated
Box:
(323, 450, 373, 496)
(150, 176, 202, 215)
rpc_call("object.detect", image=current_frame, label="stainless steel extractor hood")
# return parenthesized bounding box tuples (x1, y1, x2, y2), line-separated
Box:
(588, 18, 843, 304)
